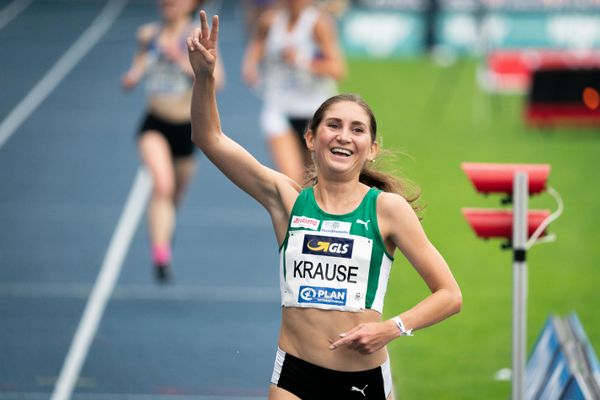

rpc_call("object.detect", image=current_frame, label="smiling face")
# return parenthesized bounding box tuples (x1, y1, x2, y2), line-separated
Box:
(305, 99, 379, 179)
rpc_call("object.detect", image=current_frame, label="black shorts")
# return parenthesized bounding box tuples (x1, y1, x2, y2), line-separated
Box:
(289, 117, 310, 149)
(137, 113, 195, 158)
(271, 348, 392, 400)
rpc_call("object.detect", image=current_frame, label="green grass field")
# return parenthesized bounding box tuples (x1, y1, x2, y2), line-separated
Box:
(341, 58, 600, 399)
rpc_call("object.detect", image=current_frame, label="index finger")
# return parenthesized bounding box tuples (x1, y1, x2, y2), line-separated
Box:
(199, 10, 209, 39)
(329, 331, 359, 350)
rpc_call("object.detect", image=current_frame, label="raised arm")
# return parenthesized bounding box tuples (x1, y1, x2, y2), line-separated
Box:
(187, 11, 299, 239)
(121, 23, 154, 90)
(311, 12, 346, 81)
(241, 9, 271, 87)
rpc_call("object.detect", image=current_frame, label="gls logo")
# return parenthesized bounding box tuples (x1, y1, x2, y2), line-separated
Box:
(302, 235, 354, 259)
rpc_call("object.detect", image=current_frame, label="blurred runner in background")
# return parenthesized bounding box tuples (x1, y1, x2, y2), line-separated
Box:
(242, 0, 346, 184)
(121, 0, 225, 282)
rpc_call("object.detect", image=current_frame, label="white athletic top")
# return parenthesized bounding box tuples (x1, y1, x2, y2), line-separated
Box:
(262, 7, 337, 117)
(144, 23, 193, 96)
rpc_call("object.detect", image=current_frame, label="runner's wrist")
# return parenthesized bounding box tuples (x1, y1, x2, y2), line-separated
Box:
(384, 319, 402, 339)
(392, 316, 413, 337)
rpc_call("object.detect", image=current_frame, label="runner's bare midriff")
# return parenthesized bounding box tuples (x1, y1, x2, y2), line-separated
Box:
(148, 90, 192, 123)
(278, 307, 388, 371)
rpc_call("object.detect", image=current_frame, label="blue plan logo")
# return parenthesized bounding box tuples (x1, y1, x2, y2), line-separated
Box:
(298, 286, 347, 306)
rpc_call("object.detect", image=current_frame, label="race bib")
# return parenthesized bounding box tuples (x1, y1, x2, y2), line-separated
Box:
(283, 230, 373, 312)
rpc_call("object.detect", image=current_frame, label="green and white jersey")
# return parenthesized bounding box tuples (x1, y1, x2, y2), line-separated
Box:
(279, 187, 394, 313)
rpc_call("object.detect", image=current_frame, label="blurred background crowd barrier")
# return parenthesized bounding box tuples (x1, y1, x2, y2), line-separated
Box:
(338, 0, 600, 58)
(329, 0, 600, 127)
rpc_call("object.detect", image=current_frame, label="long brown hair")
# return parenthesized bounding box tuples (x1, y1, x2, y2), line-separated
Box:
(303, 93, 422, 214)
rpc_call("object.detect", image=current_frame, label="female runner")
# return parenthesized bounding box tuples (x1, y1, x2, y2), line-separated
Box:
(187, 11, 461, 399)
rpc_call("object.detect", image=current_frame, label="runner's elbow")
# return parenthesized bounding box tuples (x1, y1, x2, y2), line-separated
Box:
(191, 129, 208, 150)
(450, 289, 462, 315)
(191, 129, 221, 152)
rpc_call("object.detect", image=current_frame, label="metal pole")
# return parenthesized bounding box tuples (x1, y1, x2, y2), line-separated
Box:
(512, 172, 528, 400)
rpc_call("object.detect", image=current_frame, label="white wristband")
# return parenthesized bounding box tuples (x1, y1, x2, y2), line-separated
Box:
(392, 316, 413, 337)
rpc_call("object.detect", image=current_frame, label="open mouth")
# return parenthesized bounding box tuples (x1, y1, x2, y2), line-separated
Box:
(330, 147, 353, 157)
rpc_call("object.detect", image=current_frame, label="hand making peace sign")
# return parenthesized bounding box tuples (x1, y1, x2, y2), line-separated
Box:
(187, 10, 219, 77)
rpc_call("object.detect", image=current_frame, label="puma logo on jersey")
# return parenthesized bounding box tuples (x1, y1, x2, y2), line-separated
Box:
(351, 384, 368, 397)
(356, 219, 370, 230)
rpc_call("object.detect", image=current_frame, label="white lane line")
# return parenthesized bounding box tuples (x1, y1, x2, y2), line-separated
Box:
(0, 283, 279, 302)
(0, 0, 128, 150)
(51, 168, 151, 400)
(0, 0, 32, 30)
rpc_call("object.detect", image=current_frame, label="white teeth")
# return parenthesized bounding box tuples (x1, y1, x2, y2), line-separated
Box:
(331, 147, 352, 156)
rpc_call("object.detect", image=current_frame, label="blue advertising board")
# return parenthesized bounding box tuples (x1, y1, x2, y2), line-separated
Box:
(561, 373, 592, 399)
(568, 313, 600, 394)
(537, 348, 572, 399)
(525, 314, 600, 399)
(525, 317, 561, 399)
(340, 10, 424, 58)
(437, 12, 600, 53)
(339, 9, 600, 57)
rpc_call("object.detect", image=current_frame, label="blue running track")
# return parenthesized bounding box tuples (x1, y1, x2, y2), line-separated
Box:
(0, 1, 280, 398)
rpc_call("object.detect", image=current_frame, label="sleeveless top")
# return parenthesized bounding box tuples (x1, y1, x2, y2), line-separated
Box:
(262, 6, 337, 116)
(144, 22, 194, 96)
(279, 187, 394, 313)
